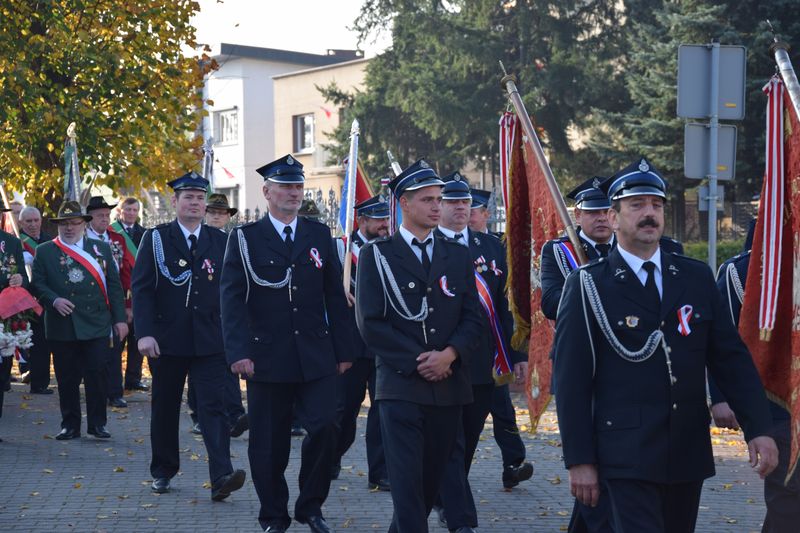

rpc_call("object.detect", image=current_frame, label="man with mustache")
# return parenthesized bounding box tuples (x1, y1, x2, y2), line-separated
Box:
(553, 157, 778, 533)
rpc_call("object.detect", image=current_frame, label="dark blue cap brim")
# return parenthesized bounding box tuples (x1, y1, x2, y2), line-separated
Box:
(576, 198, 611, 210)
(267, 175, 305, 184)
(443, 192, 472, 200)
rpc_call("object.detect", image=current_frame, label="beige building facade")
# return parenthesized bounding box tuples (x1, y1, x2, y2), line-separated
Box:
(273, 58, 369, 205)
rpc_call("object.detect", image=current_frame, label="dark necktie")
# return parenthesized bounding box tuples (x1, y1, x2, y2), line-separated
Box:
(188, 234, 197, 259)
(124, 225, 132, 235)
(596, 243, 611, 258)
(453, 232, 464, 245)
(283, 226, 293, 252)
(643, 261, 660, 309)
(412, 238, 432, 275)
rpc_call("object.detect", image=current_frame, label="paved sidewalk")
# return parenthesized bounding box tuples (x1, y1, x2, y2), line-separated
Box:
(0, 378, 767, 532)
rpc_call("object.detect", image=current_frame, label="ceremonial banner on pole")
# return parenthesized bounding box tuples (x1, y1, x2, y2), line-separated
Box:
(338, 157, 375, 233)
(739, 77, 800, 482)
(504, 117, 564, 430)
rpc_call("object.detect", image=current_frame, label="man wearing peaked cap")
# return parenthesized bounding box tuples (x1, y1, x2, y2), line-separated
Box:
(32, 201, 127, 442)
(433, 173, 528, 532)
(355, 159, 483, 532)
(132, 171, 246, 501)
(221, 154, 353, 533)
(332, 194, 390, 491)
(553, 156, 778, 533)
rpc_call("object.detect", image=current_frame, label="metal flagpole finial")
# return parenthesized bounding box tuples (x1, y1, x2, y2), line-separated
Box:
(499, 60, 518, 90)
(350, 119, 360, 137)
(66, 122, 77, 139)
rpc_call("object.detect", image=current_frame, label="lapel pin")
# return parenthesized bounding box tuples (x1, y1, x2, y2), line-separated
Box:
(615, 268, 626, 277)
(178, 259, 188, 267)
(408, 281, 415, 289)
(625, 315, 640, 328)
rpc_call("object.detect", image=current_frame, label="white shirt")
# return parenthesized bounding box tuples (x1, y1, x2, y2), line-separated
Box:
(86, 226, 109, 243)
(579, 229, 614, 255)
(437, 225, 468, 247)
(616, 244, 663, 298)
(268, 212, 298, 242)
(177, 221, 201, 250)
(399, 225, 434, 263)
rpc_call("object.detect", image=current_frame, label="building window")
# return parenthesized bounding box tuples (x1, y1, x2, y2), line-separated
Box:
(293, 113, 315, 153)
(214, 109, 238, 145)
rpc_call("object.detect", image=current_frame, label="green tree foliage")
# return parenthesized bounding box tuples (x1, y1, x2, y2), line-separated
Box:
(0, 0, 215, 210)
(323, 0, 626, 182)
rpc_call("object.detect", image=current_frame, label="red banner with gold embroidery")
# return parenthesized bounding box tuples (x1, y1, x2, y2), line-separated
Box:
(739, 81, 800, 483)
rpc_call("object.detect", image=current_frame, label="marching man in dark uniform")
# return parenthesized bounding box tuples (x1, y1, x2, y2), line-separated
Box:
(433, 174, 527, 532)
(553, 157, 778, 533)
(220, 155, 352, 533)
(332, 195, 390, 491)
(713, 251, 800, 533)
(32, 201, 127, 441)
(131, 172, 246, 500)
(467, 188, 534, 491)
(0, 211, 27, 439)
(356, 159, 482, 533)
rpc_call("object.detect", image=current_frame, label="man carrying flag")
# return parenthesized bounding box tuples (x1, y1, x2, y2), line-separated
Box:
(433, 173, 527, 532)
(32, 201, 128, 441)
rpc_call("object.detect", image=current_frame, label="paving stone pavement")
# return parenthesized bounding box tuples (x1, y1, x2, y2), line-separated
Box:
(0, 377, 768, 532)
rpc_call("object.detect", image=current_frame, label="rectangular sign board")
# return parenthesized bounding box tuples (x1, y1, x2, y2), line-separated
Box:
(684, 123, 737, 180)
(677, 44, 746, 120)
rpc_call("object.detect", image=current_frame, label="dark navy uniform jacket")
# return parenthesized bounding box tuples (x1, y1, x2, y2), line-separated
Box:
(132, 221, 226, 357)
(355, 232, 483, 406)
(220, 216, 352, 383)
(553, 248, 772, 483)
(434, 228, 524, 385)
(541, 232, 683, 320)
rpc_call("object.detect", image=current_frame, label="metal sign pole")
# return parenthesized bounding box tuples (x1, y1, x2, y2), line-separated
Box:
(707, 42, 720, 273)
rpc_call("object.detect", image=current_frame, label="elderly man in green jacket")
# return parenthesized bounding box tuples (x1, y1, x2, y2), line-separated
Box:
(32, 201, 127, 441)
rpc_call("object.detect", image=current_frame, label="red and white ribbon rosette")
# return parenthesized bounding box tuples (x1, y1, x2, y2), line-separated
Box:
(202, 259, 214, 274)
(309, 248, 323, 269)
(677, 305, 693, 336)
(439, 275, 456, 297)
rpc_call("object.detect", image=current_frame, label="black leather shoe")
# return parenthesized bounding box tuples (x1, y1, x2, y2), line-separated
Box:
(330, 462, 341, 480)
(190, 421, 202, 435)
(433, 505, 447, 528)
(211, 469, 246, 501)
(87, 426, 111, 439)
(367, 478, 390, 491)
(151, 477, 170, 494)
(502, 461, 534, 489)
(108, 397, 128, 408)
(55, 428, 80, 440)
(262, 525, 287, 533)
(125, 381, 150, 391)
(30, 387, 54, 395)
(304, 516, 332, 533)
(230, 413, 249, 437)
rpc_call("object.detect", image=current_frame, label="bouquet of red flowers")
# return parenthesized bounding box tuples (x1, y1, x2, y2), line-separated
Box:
(0, 286, 42, 357)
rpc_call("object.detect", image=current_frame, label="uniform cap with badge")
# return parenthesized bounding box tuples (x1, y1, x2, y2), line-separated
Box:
(440, 172, 473, 201)
(256, 154, 305, 184)
(387, 159, 444, 198)
(601, 157, 667, 201)
(167, 171, 210, 192)
(566, 176, 611, 211)
(469, 188, 492, 209)
(355, 195, 390, 219)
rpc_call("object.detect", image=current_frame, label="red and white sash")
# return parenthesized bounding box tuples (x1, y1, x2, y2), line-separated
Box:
(53, 237, 109, 307)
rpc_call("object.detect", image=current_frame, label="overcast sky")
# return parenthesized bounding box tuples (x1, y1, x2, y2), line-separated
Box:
(191, 0, 391, 56)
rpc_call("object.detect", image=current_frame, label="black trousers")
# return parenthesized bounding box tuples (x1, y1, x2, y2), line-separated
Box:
(26, 320, 51, 391)
(490, 384, 526, 467)
(105, 336, 124, 400)
(762, 418, 800, 533)
(381, 400, 461, 533)
(187, 366, 245, 425)
(604, 478, 703, 533)
(149, 353, 233, 484)
(438, 383, 494, 529)
(247, 375, 338, 530)
(334, 357, 386, 482)
(51, 338, 108, 431)
(122, 320, 145, 387)
(0, 355, 12, 418)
